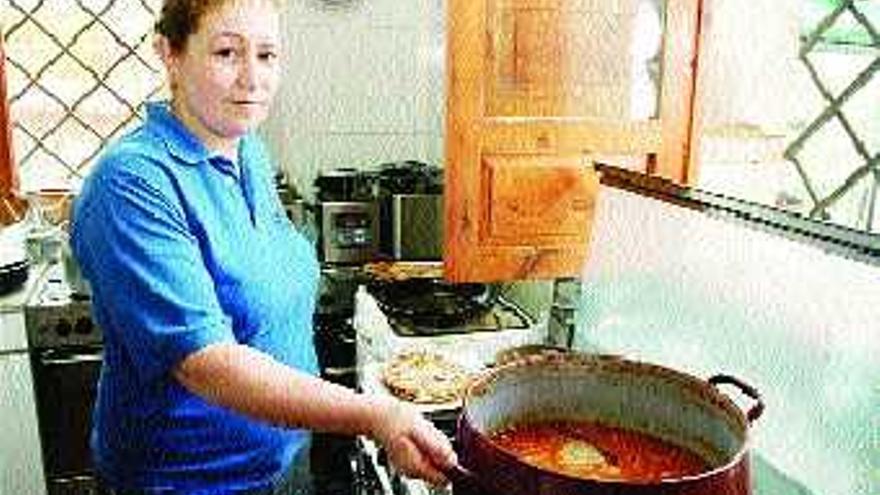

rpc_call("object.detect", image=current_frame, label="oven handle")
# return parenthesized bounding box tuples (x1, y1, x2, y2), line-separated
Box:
(39, 352, 103, 366)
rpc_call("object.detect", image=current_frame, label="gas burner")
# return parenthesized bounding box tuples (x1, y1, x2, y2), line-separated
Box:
(387, 298, 532, 337)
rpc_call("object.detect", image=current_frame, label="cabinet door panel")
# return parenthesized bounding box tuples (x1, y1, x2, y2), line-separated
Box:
(487, 1, 638, 119)
(483, 155, 597, 243)
(445, 0, 701, 281)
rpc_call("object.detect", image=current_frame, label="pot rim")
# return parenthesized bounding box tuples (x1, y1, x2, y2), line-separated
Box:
(460, 352, 762, 485)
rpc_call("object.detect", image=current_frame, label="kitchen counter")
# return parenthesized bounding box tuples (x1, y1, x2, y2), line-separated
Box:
(0, 262, 44, 354)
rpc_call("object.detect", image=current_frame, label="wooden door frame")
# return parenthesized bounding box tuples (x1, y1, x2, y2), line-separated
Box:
(1, 36, 16, 197)
(0, 36, 24, 224)
(656, 0, 706, 185)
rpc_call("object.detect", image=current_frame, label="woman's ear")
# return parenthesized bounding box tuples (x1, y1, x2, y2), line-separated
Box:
(153, 34, 175, 68)
(153, 34, 179, 90)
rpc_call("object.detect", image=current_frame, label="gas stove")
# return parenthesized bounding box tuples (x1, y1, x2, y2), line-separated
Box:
(24, 263, 98, 349)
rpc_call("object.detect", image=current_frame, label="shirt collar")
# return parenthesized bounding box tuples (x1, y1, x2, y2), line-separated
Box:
(146, 101, 241, 177)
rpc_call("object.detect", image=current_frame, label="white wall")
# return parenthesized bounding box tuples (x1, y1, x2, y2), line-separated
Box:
(260, 0, 446, 200)
(576, 187, 880, 495)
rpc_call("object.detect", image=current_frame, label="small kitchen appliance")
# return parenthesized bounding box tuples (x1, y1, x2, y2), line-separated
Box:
(315, 168, 380, 264)
(377, 161, 444, 261)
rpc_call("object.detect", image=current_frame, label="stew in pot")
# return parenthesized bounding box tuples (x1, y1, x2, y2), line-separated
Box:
(490, 420, 710, 482)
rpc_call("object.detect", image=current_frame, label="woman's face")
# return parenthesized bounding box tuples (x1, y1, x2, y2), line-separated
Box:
(164, 0, 281, 153)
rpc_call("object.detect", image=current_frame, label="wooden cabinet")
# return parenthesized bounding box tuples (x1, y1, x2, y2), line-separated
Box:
(444, 0, 703, 282)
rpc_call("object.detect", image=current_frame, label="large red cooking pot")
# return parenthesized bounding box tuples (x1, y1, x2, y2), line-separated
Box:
(446, 353, 763, 495)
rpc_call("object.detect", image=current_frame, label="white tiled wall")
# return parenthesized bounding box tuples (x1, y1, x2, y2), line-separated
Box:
(260, 0, 446, 199)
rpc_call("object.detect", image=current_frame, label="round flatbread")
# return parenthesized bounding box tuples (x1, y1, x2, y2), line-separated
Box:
(364, 261, 443, 281)
(381, 351, 471, 404)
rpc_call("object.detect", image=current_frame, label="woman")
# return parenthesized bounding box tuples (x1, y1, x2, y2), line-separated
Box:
(70, 0, 456, 493)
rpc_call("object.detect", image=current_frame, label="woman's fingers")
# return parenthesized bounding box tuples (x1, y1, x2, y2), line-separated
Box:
(409, 416, 458, 470)
(385, 433, 450, 485)
(371, 399, 457, 485)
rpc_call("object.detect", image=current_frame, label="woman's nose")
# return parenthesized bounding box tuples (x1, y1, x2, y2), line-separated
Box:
(237, 56, 259, 89)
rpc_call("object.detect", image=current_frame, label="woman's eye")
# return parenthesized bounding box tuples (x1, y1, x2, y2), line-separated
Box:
(258, 51, 277, 62)
(214, 48, 236, 59)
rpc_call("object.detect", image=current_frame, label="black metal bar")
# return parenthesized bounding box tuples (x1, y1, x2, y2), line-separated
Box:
(786, 155, 823, 213)
(12, 123, 82, 178)
(595, 163, 880, 262)
(2, 0, 45, 40)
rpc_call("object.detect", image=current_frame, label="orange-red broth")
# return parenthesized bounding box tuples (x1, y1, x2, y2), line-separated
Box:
(489, 420, 710, 482)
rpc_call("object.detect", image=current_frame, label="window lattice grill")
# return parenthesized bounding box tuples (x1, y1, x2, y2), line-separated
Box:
(4, 0, 165, 192)
(787, 0, 880, 232)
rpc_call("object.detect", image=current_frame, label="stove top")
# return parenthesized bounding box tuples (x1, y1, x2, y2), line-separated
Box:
(24, 263, 98, 349)
(386, 297, 532, 337)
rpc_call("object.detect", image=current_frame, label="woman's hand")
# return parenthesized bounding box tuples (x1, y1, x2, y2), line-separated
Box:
(368, 397, 458, 485)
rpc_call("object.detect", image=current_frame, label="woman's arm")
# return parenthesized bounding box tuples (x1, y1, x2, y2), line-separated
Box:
(174, 342, 455, 484)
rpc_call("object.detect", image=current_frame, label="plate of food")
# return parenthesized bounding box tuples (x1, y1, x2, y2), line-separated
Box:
(380, 350, 474, 406)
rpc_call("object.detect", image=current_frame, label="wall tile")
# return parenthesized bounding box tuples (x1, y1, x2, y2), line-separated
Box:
(264, 0, 446, 190)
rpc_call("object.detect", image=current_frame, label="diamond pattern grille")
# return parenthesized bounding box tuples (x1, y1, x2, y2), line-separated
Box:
(786, 0, 880, 232)
(3, 0, 164, 192)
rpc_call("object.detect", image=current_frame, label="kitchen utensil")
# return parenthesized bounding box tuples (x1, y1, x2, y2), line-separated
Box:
(449, 353, 763, 495)
(0, 221, 30, 295)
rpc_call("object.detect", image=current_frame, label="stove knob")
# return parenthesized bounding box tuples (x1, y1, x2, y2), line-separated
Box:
(56, 320, 72, 337)
(74, 317, 93, 335)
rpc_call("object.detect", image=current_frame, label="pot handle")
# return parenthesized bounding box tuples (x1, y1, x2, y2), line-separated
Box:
(708, 374, 765, 423)
(442, 463, 483, 491)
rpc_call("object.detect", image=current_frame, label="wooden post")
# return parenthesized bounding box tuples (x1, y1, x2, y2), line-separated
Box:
(0, 36, 25, 224)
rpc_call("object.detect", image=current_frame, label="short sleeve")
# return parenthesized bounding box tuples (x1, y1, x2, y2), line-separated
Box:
(71, 158, 234, 382)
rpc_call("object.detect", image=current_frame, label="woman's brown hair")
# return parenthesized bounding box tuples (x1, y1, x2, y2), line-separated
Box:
(155, 0, 283, 52)
(154, 0, 215, 53)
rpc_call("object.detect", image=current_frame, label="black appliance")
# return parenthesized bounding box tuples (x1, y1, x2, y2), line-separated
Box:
(0, 259, 29, 295)
(313, 310, 357, 389)
(25, 267, 101, 495)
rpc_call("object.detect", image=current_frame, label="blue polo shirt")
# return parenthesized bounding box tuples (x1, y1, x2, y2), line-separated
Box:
(71, 102, 319, 493)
